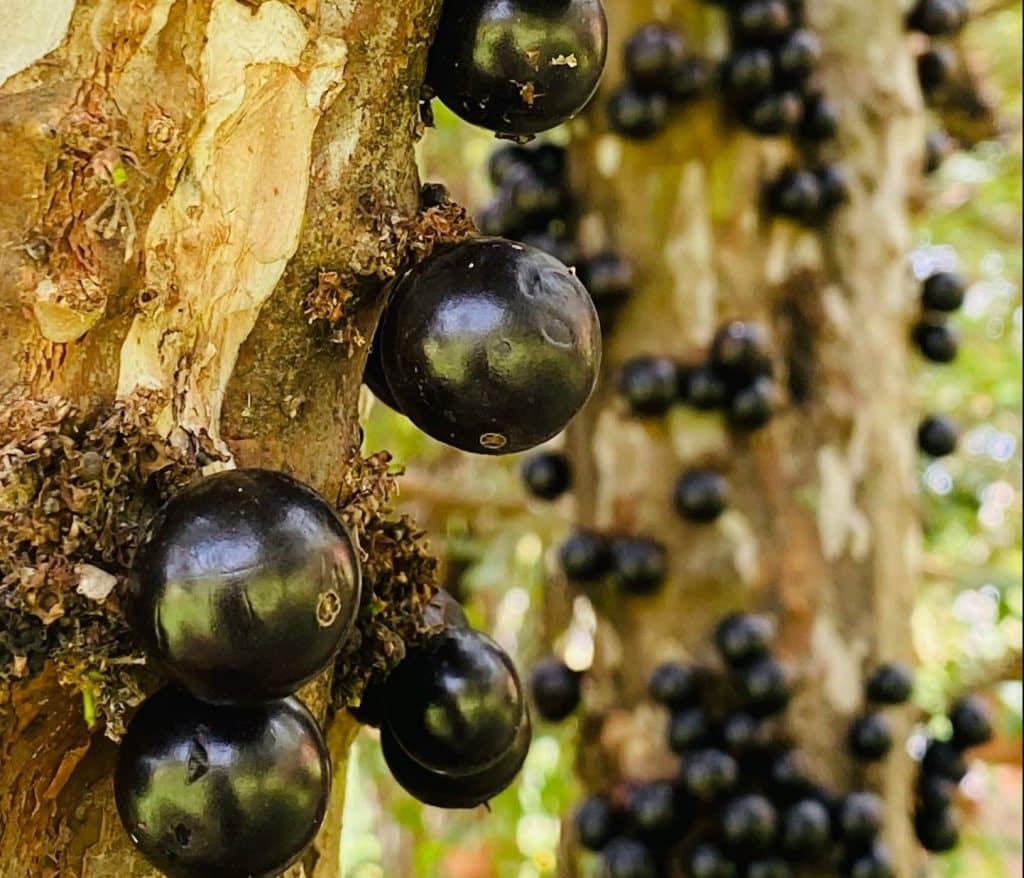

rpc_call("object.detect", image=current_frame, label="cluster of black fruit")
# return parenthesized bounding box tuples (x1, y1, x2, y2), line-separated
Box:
(913, 694, 993, 853)
(846, 663, 917, 764)
(617, 320, 778, 433)
(907, 0, 968, 102)
(425, 0, 608, 139)
(116, 469, 363, 878)
(530, 655, 585, 723)
(478, 140, 636, 332)
(360, 590, 533, 809)
(606, 22, 715, 140)
(571, 614, 904, 878)
(559, 526, 668, 598)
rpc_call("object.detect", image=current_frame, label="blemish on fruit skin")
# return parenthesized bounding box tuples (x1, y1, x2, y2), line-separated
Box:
(316, 589, 342, 627)
(480, 433, 508, 450)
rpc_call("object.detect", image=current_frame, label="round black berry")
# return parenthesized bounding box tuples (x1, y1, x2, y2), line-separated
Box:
(847, 712, 894, 762)
(715, 613, 777, 666)
(578, 251, 635, 313)
(917, 414, 958, 457)
(669, 705, 712, 753)
(129, 469, 361, 704)
(737, 656, 793, 717)
(624, 22, 687, 91)
(560, 529, 613, 582)
(742, 91, 804, 136)
(721, 794, 778, 854)
(689, 843, 739, 878)
(681, 748, 740, 800)
(774, 29, 822, 85)
(921, 271, 967, 311)
(670, 57, 716, 102)
(487, 144, 532, 187)
(916, 773, 957, 813)
(817, 164, 852, 211)
(837, 791, 884, 845)
(917, 46, 956, 95)
(626, 780, 680, 839)
(746, 857, 794, 878)
(949, 694, 994, 749)
(732, 0, 794, 44)
(611, 536, 668, 595)
(522, 452, 574, 501)
(648, 661, 701, 706)
(921, 739, 967, 781)
(780, 798, 832, 856)
(601, 836, 658, 878)
(575, 795, 619, 851)
(766, 168, 822, 223)
(842, 843, 894, 878)
(618, 356, 680, 416)
(722, 50, 775, 98)
(799, 93, 839, 141)
(907, 0, 967, 35)
(912, 317, 959, 363)
(607, 86, 671, 140)
(675, 470, 730, 523)
(683, 365, 730, 410)
(865, 662, 915, 705)
(711, 322, 772, 383)
(913, 806, 960, 852)
(720, 712, 763, 753)
(529, 657, 582, 722)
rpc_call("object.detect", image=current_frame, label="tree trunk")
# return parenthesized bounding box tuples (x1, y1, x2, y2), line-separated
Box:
(569, 0, 923, 873)
(0, 1, 438, 875)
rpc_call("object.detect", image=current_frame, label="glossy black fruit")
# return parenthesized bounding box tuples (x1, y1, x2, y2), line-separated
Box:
(504, 164, 567, 223)
(680, 747, 739, 800)
(913, 806, 960, 852)
(675, 470, 730, 523)
(648, 661, 701, 706)
(669, 706, 711, 753)
(836, 791, 884, 844)
(560, 529, 613, 581)
(865, 662, 915, 705)
(384, 627, 527, 776)
(522, 452, 574, 500)
(907, 0, 967, 35)
(765, 168, 822, 223)
(476, 193, 522, 237)
(746, 858, 793, 878)
(732, 0, 794, 43)
(842, 843, 894, 878)
(575, 795, 619, 851)
(618, 355, 680, 416)
(381, 708, 531, 808)
(488, 144, 533, 186)
(847, 712, 893, 761)
(611, 535, 668, 595)
(114, 687, 330, 878)
(762, 748, 814, 797)
(817, 164, 852, 211)
(721, 794, 778, 853)
(912, 317, 959, 363)
(380, 238, 601, 454)
(742, 91, 804, 136)
(624, 22, 687, 91)
(364, 329, 405, 412)
(799, 93, 839, 141)
(737, 656, 792, 716)
(683, 365, 730, 410)
(130, 469, 361, 704)
(917, 414, 958, 457)
(921, 739, 967, 781)
(530, 657, 582, 721)
(711, 322, 772, 383)
(607, 86, 671, 140)
(670, 57, 716, 101)
(601, 837, 658, 878)
(715, 613, 776, 666)
(918, 46, 956, 95)
(949, 694, 994, 749)
(775, 29, 822, 84)
(916, 773, 957, 813)
(427, 0, 608, 136)
(780, 798, 831, 855)
(626, 780, 681, 838)
(689, 842, 739, 878)
(579, 251, 635, 312)
(723, 50, 775, 97)
(921, 270, 967, 311)
(720, 712, 762, 753)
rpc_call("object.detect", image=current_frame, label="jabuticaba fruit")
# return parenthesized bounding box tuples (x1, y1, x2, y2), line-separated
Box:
(129, 469, 361, 704)
(114, 687, 330, 878)
(426, 0, 608, 137)
(380, 238, 601, 455)
(363, 323, 404, 413)
(381, 706, 532, 808)
(383, 626, 528, 777)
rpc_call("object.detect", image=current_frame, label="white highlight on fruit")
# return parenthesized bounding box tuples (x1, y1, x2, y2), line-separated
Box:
(0, 0, 75, 86)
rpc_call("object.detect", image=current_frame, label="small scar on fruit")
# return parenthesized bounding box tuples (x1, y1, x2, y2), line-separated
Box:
(480, 433, 508, 450)
(317, 590, 343, 627)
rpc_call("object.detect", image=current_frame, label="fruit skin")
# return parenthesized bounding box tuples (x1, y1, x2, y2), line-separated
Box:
(426, 0, 608, 137)
(601, 836, 658, 878)
(737, 656, 793, 717)
(774, 29, 821, 84)
(380, 238, 601, 455)
(720, 794, 778, 853)
(917, 414, 958, 457)
(836, 791, 884, 845)
(611, 536, 668, 595)
(689, 842, 739, 878)
(560, 529, 613, 582)
(114, 687, 330, 878)
(799, 93, 838, 141)
(847, 712, 894, 761)
(129, 468, 361, 704)
(913, 806, 960, 852)
(675, 470, 729, 523)
(816, 164, 852, 211)
(384, 627, 526, 777)
(916, 773, 957, 813)
(779, 798, 831, 856)
(522, 452, 574, 500)
(918, 46, 956, 94)
(729, 377, 777, 430)
(719, 712, 762, 753)
(920, 739, 967, 781)
(765, 168, 822, 223)
(682, 365, 729, 411)
(364, 328, 405, 412)
(575, 795, 619, 851)
(842, 843, 894, 878)
(715, 613, 777, 667)
(624, 22, 686, 91)
(607, 86, 670, 140)
(618, 355, 680, 417)
(669, 706, 711, 753)
(741, 91, 803, 136)
(865, 662, 915, 705)
(948, 694, 993, 749)
(921, 270, 966, 311)
(732, 0, 794, 44)
(907, 0, 967, 35)
(578, 251, 635, 312)
(680, 747, 739, 800)
(912, 317, 959, 363)
(746, 857, 793, 878)
(723, 49, 774, 98)
(626, 780, 682, 839)
(381, 706, 531, 808)
(670, 57, 716, 102)
(529, 657, 582, 722)
(648, 661, 701, 707)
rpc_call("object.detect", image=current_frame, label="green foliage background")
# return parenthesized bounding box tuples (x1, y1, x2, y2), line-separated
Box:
(343, 8, 1022, 876)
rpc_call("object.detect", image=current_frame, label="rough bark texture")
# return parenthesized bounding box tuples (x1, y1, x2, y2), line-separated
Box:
(568, 0, 923, 873)
(0, 1, 438, 875)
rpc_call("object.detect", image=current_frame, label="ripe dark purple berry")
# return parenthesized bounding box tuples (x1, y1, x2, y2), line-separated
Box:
(916, 773, 957, 813)
(847, 712, 894, 761)
(921, 738, 967, 781)
(669, 705, 712, 753)
(722, 50, 775, 98)
(774, 29, 822, 85)
(624, 22, 687, 91)
(766, 168, 822, 223)
(918, 46, 956, 95)
(799, 93, 839, 141)
(575, 795, 619, 851)
(364, 330, 405, 412)
(560, 529, 613, 582)
(129, 469, 361, 704)
(711, 322, 772, 384)
(115, 687, 330, 878)
(626, 780, 681, 839)
(689, 843, 739, 878)
(921, 270, 967, 311)
(720, 712, 763, 753)
(648, 661, 701, 706)
(487, 144, 533, 187)
(949, 694, 994, 749)
(737, 656, 793, 716)
(715, 613, 777, 666)
(675, 470, 730, 523)
(742, 91, 804, 136)
(384, 627, 527, 777)
(817, 164, 852, 211)
(578, 251, 635, 313)
(842, 843, 894, 878)
(670, 57, 716, 102)
(865, 662, 915, 705)
(917, 414, 958, 457)
(607, 86, 671, 140)
(721, 794, 778, 853)
(907, 0, 968, 35)
(427, 0, 608, 136)
(683, 365, 730, 410)
(601, 837, 658, 878)
(618, 355, 679, 416)
(747, 857, 794, 878)
(504, 164, 567, 223)
(611, 535, 668, 595)
(912, 317, 959, 363)
(913, 806, 960, 852)
(522, 452, 573, 500)
(732, 0, 794, 44)
(380, 238, 601, 454)
(780, 798, 832, 855)
(680, 747, 739, 800)
(529, 657, 582, 722)
(837, 791, 884, 845)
